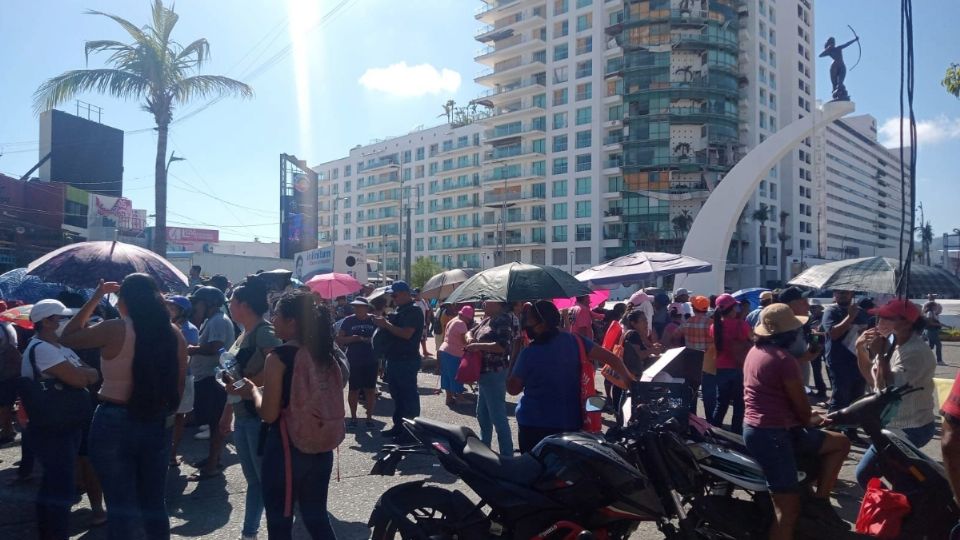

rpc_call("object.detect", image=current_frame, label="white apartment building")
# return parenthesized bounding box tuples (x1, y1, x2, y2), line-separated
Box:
(812, 114, 910, 262)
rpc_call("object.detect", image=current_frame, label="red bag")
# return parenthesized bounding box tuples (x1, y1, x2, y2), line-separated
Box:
(456, 350, 482, 384)
(575, 334, 602, 433)
(855, 477, 911, 538)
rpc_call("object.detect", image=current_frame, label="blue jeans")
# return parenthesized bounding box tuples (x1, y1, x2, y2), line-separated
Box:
(701, 372, 717, 420)
(743, 425, 826, 493)
(32, 425, 81, 540)
(827, 359, 866, 412)
(385, 356, 421, 429)
(234, 413, 264, 537)
(261, 428, 337, 540)
(438, 351, 465, 393)
(855, 421, 937, 489)
(88, 403, 172, 540)
(711, 368, 744, 434)
(477, 369, 513, 455)
(926, 330, 943, 364)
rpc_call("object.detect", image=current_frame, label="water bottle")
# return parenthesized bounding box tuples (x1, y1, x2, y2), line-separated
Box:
(216, 348, 243, 404)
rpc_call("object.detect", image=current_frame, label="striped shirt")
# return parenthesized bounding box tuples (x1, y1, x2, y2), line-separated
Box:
(680, 314, 712, 351)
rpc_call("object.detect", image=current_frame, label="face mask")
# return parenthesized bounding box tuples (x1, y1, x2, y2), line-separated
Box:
(877, 318, 896, 337)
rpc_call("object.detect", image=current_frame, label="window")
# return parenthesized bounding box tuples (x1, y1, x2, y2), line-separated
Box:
(576, 0, 591, 7)
(575, 130, 591, 148)
(576, 13, 592, 32)
(552, 248, 568, 266)
(553, 157, 568, 174)
(402, 150, 412, 163)
(344, 180, 352, 192)
(532, 93, 547, 108)
(415, 165, 424, 178)
(532, 227, 546, 243)
(574, 154, 591, 172)
(575, 200, 591, 218)
(343, 229, 351, 240)
(552, 225, 569, 243)
(576, 36, 592, 55)
(553, 66, 568, 84)
(553, 203, 568, 219)
(553, 134, 568, 152)
(553, 179, 568, 197)
(532, 138, 546, 153)
(532, 116, 547, 130)
(575, 60, 592, 78)
(532, 160, 546, 175)
(575, 82, 592, 101)
(575, 106, 591, 125)
(553, 112, 568, 129)
(575, 177, 591, 195)
(554, 0, 568, 15)
(416, 147, 424, 160)
(554, 43, 568, 61)
(575, 247, 591, 264)
(554, 20, 569, 38)
(553, 88, 568, 106)
(759, 111, 767, 129)
(575, 224, 591, 241)
(344, 165, 351, 177)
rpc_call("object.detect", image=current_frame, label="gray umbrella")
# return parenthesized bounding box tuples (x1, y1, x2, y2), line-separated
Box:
(788, 256, 960, 297)
(420, 269, 477, 301)
(574, 251, 712, 286)
(445, 262, 591, 303)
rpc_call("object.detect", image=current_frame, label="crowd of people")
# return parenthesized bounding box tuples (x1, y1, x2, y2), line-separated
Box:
(0, 264, 958, 540)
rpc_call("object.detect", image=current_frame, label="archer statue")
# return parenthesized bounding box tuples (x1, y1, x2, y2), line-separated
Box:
(820, 27, 861, 101)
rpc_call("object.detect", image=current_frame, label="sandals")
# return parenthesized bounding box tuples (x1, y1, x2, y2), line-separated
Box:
(186, 469, 223, 482)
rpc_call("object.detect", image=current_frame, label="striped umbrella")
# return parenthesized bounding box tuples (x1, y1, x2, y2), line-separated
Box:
(788, 257, 960, 297)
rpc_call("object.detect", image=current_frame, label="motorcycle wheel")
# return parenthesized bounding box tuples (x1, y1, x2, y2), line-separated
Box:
(370, 486, 472, 540)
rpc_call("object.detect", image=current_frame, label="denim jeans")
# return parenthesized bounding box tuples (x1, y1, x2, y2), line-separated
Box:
(711, 368, 744, 434)
(925, 330, 943, 364)
(701, 372, 717, 420)
(855, 421, 937, 489)
(811, 353, 828, 395)
(385, 356, 421, 429)
(827, 360, 866, 413)
(88, 403, 172, 540)
(261, 428, 337, 540)
(32, 425, 81, 540)
(234, 413, 264, 537)
(477, 369, 513, 455)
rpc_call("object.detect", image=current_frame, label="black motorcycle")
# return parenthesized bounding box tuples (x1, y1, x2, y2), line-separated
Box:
(367, 382, 735, 539)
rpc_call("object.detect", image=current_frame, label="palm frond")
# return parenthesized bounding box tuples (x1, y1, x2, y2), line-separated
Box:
(150, 0, 179, 45)
(84, 39, 133, 65)
(171, 75, 253, 104)
(174, 38, 210, 70)
(33, 69, 150, 113)
(85, 9, 149, 44)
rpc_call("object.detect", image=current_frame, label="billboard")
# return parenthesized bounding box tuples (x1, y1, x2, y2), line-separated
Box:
(279, 154, 318, 258)
(150, 226, 220, 252)
(87, 193, 145, 234)
(293, 244, 367, 283)
(39, 109, 123, 197)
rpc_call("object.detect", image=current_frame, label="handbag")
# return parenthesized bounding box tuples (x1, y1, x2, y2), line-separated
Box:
(855, 477, 911, 538)
(455, 350, 482, 384)
(17, 342, 93, 431)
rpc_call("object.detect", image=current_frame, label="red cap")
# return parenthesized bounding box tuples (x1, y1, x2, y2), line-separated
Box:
(869, 299, 920, 323)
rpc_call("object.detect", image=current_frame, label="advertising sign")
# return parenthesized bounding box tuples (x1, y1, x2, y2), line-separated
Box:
(294, 244, 367, 282)
(280, 154, 319, 258)
(165, 227, 220, 252)
(87, 193, 145, 233)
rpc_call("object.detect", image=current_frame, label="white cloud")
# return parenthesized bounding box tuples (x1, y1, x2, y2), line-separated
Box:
(358, 62, 461, 98)
(878, 115, 960, 147)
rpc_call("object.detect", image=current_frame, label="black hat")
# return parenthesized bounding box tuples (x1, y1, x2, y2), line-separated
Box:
(778, 286, 811, 304)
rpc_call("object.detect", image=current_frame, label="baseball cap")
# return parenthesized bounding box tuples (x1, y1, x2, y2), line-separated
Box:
(387, 281, 411, 295)
(715, 293, 738, 312)
(459, 305, 475, 319)
(754, 304, 808, 337)
(759, 291, 775, 302)
(869, 298, 921, 323)
(673, 288, 690, 297)
(628, 290, 650, 306)
(29, 299, 75, 323)
(349, 297, 370, 307)
(691, 295, 710, 312)
(166, 295, 192, 313)
(778, 286, 810, 304)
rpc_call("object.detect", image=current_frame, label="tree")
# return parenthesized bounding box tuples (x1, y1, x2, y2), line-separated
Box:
(411, 257, 443, 290)
(34, 0, 252, 255)
(777, 210, 791, 282)
(751, 203, 771, 266)
(920, 221, 934, 265)
(438, 99, 456, 123)
(944, 63, 960, 98)
(671, 209, 693, 240)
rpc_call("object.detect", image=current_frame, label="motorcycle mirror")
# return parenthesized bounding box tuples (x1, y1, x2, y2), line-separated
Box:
(586, 396, 607, 413)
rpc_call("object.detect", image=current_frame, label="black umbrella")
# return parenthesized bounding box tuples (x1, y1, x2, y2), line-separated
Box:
(26, 241, 189, 292)
(789, 256, 960, 297)
(445, 262, 591, 303)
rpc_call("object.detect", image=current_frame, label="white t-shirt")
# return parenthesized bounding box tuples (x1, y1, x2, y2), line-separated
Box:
(21, 338, 83, 380)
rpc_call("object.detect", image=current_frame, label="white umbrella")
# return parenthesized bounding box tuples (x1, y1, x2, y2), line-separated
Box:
(420, 269, 477, 301)
(575, 251, 712, 286)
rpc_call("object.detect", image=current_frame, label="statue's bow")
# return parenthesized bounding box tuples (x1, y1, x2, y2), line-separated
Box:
(847, 25, 861, 72)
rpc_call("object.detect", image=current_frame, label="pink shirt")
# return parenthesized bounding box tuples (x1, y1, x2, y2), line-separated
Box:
(744, 345, 803, 428)
(570, 305, 600, 338)
(439, 318, 468, 357)
(708, 318, 751, 370)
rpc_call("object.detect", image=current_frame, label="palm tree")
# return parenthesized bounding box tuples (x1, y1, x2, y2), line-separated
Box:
(751, 203, 770, 267)
(777, 210, 791, 283)
(33, 0, 253, 255)
(671, 209, 694, 241)
(920, 222, 934, 265)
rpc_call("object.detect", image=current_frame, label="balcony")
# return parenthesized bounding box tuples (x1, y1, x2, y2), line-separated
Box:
(602, 135, 623, 151)
(476, 77, 546, 105)
(358, 158, 399, 174)
(438, 159, 482, 173)
(487, 102, 545, 122)
(358, 193, 400, 207)
(483, 122, 546, 143)
(482, 165, 545, 184)
(358, 172, 400, 189)
(433, 141, 480, 158)
(475, 8, 545, 42)
(429, 200, 481, 214)
(603, 158, 623, 175)
(441, 240, 482, 251)
(476, 58, 546, 85)
(482, 190, 546, 205)
(361, 211, 402, 224)
(484, 143, 545, 161)
(483, 212, 546, 226)
(483, 235, 545, 247)
(475, 0, 521, 22)
(475, 34, 544, 65)
(432, 179, 481, 195)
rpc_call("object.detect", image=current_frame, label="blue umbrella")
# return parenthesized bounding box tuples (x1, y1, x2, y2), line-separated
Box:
(0, 268, 66, 304)
(732, 287, 770, 311)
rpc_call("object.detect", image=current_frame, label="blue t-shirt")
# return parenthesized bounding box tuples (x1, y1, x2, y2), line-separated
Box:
(180, 321, 200, 346)
(513, 331, 593, 430)
(339, 314, 376, 366)
(821, 304, 858, 372)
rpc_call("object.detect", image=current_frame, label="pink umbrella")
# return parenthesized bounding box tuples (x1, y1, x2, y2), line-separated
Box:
(305, 273, 362, 299)
(553, 289, 610, 310)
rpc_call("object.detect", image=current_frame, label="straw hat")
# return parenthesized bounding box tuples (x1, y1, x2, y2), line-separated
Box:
(754, 303, 808, 337)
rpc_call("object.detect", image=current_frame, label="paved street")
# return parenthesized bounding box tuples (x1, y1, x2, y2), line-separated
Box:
(1, 340, 958, 539)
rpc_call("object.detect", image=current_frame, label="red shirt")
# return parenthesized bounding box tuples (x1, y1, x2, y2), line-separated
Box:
(602, 320, 623, 350)
(744, 345, 804, 428)
(708, 319, 751, 370)
(942, 371, 960, 419)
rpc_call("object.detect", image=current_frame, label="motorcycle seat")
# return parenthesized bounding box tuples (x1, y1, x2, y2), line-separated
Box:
(462, 436, 543, 486)
(413, 417, 478, 452)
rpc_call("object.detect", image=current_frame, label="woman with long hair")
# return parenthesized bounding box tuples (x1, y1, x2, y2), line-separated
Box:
(708, 293, 751, 434)
(464, 300, 515, 456)
(61, 275, 187, 539)
(230, 290, 341, 539)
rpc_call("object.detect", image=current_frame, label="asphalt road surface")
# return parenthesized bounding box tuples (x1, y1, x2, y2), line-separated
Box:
(1, 341, 957, 539)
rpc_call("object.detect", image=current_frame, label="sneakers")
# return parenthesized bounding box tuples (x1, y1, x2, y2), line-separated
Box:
(194, 425, 211, 440)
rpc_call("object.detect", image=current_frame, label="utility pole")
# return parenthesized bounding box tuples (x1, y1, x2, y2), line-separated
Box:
(403, 184, 420, 282)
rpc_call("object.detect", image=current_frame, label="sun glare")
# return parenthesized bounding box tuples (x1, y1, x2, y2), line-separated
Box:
(287, 0, 322, 156)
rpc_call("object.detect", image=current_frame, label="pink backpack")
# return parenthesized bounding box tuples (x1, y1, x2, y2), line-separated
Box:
(281, 347, 346, 454)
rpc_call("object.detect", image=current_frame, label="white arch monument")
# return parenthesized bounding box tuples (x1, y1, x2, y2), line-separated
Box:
(676, 100, 855, 294)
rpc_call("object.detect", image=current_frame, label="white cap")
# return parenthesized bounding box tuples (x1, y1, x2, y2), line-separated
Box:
(628, 291, 650, 305)
(29, 299, 75, 323)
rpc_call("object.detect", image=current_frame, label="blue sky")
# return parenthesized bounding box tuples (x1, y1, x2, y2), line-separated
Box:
(0, 0, 958, 243)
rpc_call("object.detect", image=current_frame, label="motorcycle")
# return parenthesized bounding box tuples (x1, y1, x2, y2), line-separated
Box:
(827, 385, 959, 539)
(367, 382, 738, 539)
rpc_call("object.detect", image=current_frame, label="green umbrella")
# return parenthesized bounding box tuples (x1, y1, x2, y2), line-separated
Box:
(445, 262, 591, 304)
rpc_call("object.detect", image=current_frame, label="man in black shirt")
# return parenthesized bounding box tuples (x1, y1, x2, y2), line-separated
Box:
(372, 281, 424, 439)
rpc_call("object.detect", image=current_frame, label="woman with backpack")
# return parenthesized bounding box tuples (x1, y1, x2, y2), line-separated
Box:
(229, 290, 344, 540)
(60, 275, 187, 539)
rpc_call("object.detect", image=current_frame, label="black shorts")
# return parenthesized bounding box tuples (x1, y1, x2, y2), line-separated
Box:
(193, 377, 227, 427)
(348, 359, 378, 391)
(0, 378, 17, 407)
